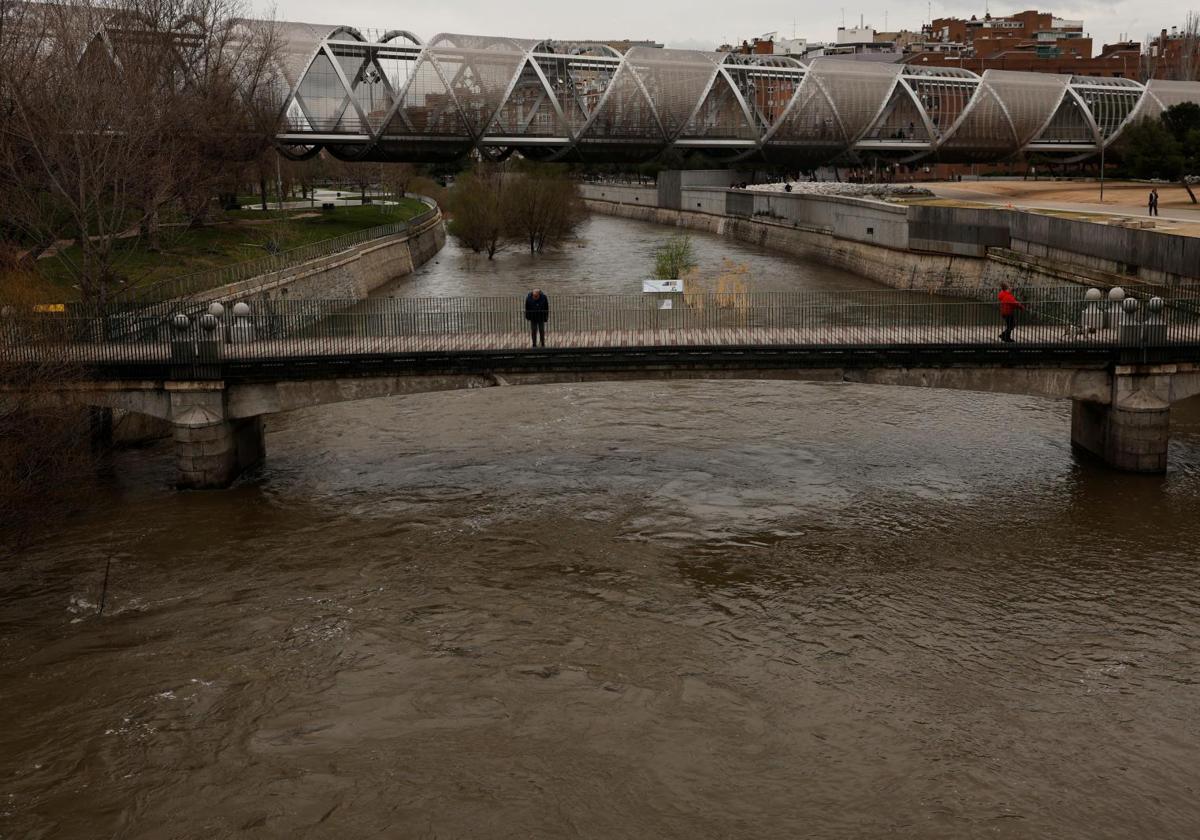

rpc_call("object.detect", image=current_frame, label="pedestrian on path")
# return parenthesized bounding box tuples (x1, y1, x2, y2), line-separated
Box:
(525, 288, 549, 348)
(998, 283, 1025, 343)
(1149, 189, 1159, 216)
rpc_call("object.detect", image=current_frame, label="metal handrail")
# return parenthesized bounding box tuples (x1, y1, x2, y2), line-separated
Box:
(5, 288, 1196, 382)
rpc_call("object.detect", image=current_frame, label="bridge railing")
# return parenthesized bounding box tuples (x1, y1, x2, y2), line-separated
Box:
(213, 287, 1097, 338)
(5, 288, 1200, 378)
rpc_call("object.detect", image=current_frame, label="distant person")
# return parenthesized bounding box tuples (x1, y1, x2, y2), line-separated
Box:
(998, 282, 1025, 343)
(525, 288, 549, 348)
(1149, 188, 1159, 217)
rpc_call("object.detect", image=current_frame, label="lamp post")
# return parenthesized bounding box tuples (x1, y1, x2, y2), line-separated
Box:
(1099, 137, 1106, 203)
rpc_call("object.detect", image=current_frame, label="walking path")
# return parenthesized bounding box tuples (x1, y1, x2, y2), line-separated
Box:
(914, 180, 1200, 235)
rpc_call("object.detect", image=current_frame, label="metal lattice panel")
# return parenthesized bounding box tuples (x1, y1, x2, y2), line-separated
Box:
(680, 68, 758, 141)
(981, 71, 1069, 147)
(938, 83, 1017, 155)
(271, 24, 1200, 164)
(812, 60, 904, 144)
(1033, 93, 1097, 145)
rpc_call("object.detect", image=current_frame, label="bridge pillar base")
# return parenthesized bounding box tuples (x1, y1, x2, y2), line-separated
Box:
(173, 416, 264, 489)
(1071, 395, 1170, 474)
(89, 406, 114, 452)
(167, 381, 264, 489)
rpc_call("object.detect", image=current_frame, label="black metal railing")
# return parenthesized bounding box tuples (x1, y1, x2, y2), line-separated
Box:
(4, 287, 1199, 381)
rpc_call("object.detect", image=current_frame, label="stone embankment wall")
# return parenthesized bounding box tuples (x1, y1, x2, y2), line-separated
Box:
(579, 180, 1199, 294)
(195, 207, 446, 304)
(1011, 213, 1200, 290)
(581, 191, 1078, 295)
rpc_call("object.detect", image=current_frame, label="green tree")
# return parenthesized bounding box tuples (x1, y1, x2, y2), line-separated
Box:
(1119, 102, 1200, 203)
(654, 235, 696, 279)
(1164, 102, 1200, 204)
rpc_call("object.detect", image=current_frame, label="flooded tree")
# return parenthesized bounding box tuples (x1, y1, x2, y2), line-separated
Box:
(446, 164, 584, 258)
(446, 167, 508, 258)
(653, 235, 696, 279)
(504, 167, 585, 254)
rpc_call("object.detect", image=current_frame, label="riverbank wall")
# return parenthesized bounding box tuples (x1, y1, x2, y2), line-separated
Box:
(581, 178, 1200, 294)
(193, 204, 446, 305)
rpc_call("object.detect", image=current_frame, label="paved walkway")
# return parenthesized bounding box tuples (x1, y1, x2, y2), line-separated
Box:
(916, 181, 1200, 236)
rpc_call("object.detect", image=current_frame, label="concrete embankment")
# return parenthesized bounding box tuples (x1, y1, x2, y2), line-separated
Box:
(581, 177, 1200, 295)
(194, 206, 446, 304)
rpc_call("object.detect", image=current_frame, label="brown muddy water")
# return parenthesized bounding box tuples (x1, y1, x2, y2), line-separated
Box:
(2, 216, 1199, 839)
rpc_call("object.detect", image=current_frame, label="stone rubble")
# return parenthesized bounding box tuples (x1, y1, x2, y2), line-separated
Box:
(745, 182, 934, 198)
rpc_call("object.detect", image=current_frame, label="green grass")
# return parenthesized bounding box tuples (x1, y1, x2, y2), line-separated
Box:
(234, 190, 396, 208)
(234, 192, 283, 208)
(33, 199, 430, 300)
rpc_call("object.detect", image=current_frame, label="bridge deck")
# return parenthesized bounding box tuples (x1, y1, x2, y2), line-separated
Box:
(16, 324, 1179, 364)
(7, 289, 1198, 379)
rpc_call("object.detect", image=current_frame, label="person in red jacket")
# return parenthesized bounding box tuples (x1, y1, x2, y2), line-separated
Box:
(998, 283, 1025, 343)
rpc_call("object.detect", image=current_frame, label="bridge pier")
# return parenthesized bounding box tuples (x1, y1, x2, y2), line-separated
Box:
(1071, 368, 1173, 474)
(88, 406, 114, 451)
(167, 382, 264, 489)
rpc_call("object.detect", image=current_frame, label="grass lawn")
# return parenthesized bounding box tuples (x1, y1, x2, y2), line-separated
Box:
(234, 191, 395, 208)
(34, 199, 430, 300)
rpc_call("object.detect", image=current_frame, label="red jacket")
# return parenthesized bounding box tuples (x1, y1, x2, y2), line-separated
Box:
(998, 289, 1024, 317)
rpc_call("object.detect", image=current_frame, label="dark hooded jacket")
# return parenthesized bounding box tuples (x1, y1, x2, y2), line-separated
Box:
(525, 292, 549, 324)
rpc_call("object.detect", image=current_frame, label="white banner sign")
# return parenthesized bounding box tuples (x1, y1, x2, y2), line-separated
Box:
(643, 279, 684, 293)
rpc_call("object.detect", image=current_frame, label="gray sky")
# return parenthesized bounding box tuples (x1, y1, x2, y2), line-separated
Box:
(258, 0, 1189, 54)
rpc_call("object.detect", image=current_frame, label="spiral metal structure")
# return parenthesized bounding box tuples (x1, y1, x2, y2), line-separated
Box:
(274, 24, 1200, 165)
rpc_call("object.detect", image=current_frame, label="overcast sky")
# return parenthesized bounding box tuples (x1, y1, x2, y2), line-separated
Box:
(257, 0, 1192, 54)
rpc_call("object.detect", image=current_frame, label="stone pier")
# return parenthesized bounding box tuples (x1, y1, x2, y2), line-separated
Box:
(1071, 365, 1178, 473)
(167, 381, 264, 489)
(11, 360, 1200, 488)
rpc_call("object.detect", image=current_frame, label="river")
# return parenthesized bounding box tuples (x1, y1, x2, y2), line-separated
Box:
(2, 215, 1198, 838)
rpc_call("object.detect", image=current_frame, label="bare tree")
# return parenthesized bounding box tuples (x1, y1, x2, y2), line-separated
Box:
(1141, 31, 1159, 81)
(0, 0, 283, 302)
(1179, 12, 1200, 82)
(172, 9, 286, 223)
(505, 167, 586, 254)
(382, 162, 417, 204)
(0, 256, 96, 542)
(446, 167, 507, 258)
(324, 156, 374, 203)
(409, 174, 446, 208)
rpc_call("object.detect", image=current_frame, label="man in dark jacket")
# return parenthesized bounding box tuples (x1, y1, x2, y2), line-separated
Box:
(525, 288, 549, 348)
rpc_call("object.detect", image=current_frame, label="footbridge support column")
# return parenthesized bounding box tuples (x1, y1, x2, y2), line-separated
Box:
(167, 382, 264, 489)
(1071, 366, 1173, 474)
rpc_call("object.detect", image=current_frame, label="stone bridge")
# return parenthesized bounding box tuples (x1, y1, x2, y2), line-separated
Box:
(4, 288, 1200, 486)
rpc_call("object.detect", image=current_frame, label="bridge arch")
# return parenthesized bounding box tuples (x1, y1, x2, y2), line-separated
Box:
(217, 365, 1116, 420)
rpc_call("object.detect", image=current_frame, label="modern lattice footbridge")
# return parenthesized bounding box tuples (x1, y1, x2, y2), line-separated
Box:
(266, 24, 1200, 164)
